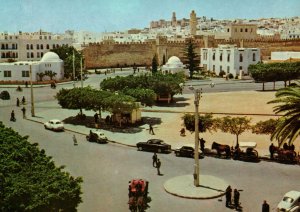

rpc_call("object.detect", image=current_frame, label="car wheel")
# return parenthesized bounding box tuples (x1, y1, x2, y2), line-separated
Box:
(138, 146, 143, 151)
(44, 125, 47, 129)
(157, 149, 162, 153)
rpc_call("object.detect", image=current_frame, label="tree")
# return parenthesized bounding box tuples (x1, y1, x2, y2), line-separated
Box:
(182, 113, 216, 133)
(0, 122, 82, 211)
(252, 118, 280, 144)
(121, 88, 156, 106)
(36, 72, 45, 81)
(182, 39, 200, 79)
(268, 81, 300, 146)
(215, 116, 252, 147)
(44, 70, 57, 80)
(51, 46, 81, 79)
(151, 54, 158, 74)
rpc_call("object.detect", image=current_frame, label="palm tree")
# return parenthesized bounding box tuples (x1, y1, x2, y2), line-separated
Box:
(36, 72, 45, 81)
(268, 81, 300, 146)
(45, 71, 57, 80)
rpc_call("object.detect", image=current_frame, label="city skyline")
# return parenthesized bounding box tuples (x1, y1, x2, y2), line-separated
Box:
(0, 0, 299, 33)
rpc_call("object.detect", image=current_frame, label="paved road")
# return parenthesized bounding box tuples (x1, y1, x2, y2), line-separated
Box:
(0, 71, 298, 211)
(1, 105, 299, 212)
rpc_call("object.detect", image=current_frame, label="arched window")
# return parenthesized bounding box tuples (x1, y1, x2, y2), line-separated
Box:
(26, 44, 29, 50)
(5, 44, 8, 49)
(56, 44, 59, 48)
(12, 53, 15, 58)
(31, 52, 34, 58)
(16, 53, 18, 58)
(37, 44, 39, 49)
(220, 53, 223, 61)
(6, 52, 10, 58)
(12, 44, 15, 49)
(41, 44, 43, 49)
(30, 44, 33, 49)
(37, 52, 40, 58)
(227, 54, 230, 62)
(1, 44, 4, 49)
(252, 53, 256, 61)
(1, 53, 5, 58)
(212, 53, 215, 61)
(52, 44, 55, 49)
(46, 44, 50, 49)
(27, 52, 30, 58)
(41, 52, 44, 57)
(239, 54, 243, 62)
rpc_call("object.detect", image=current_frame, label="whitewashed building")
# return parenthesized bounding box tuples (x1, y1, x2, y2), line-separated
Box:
(200, 44, 260, 77)
(162, 56, 187, 75)
(0, 52, 64, 82)
(0, 30, 72, 62)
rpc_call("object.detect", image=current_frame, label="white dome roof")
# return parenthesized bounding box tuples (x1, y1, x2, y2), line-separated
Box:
(163, 56, 184, 68)
(40, 52, 61, 62)
(167, 56, 181, 64)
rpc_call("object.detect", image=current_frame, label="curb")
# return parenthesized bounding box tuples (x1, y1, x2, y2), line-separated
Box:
(164, 187, 225, 200)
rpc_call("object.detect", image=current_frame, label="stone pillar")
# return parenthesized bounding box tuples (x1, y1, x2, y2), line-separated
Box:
(190, 10, 197, 36)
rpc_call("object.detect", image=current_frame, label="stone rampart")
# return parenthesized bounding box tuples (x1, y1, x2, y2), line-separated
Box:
(83, 37, 300, 69)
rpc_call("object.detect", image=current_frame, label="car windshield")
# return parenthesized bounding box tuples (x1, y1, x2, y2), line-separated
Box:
(283, 197, 294, 203)
(55, 121, 61, 124)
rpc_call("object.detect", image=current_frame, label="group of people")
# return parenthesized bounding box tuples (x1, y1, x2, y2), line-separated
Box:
(225, 185, 240, 210)
(152, 153, 161, 175)
(269, 142, 296, 160)
(16, 96, 26, 107)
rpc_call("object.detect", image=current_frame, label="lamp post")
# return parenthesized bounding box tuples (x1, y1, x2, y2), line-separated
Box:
(80, 55, 84, 88)
(72, 49, 75, 87)
(29, 64, 35, 117)
(189, 86, 201, 187)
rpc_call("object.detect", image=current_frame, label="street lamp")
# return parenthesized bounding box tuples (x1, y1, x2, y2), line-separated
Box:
(72, 49, 75, 87)
(29, 63, 35, 117)
(189, 86, 201, 187)
(80, 55, 84, 88)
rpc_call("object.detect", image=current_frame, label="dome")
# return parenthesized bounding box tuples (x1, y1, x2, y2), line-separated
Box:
(163, 56, 184, 68)
(167, 56, 181, 64)
(40, 52, 61, 62)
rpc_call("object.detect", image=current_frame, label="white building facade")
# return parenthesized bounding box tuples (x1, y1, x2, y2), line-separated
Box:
(200, 44, 261, 77)
(0, 30, 72, 62)
(0, 52, 64, 82)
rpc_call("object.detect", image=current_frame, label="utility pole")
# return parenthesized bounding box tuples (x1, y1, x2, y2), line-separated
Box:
(29, 64, 35, 117)
(73, 49, 75, 87)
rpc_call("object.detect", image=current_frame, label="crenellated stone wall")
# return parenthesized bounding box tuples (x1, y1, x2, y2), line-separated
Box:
(83, 37, 300, 69)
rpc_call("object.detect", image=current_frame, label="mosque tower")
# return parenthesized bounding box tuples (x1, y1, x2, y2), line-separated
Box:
(190, 10, 197, 36)
(171, 12, 177, 27)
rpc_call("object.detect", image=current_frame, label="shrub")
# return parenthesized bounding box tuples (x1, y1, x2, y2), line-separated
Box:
(228, 73, 234, 79)
(0, 90, 10, 100)
(219, 70, 226, 77)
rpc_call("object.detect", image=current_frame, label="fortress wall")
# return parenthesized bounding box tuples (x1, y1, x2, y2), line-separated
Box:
(84, 38, 300, 68)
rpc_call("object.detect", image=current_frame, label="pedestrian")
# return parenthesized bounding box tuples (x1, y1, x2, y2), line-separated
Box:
(200, 138, 206, 152)
(156, 159, 161, 175)
(22, 96, 26, 105)
(73, 135, 78, 146)
(94, 113, 99, 123)
(152, 153, 158, 167)
(21, 107, 26, 118)
(149, 124, 155, 135)
(233, 189, 240, 210)
(16, 98, 20, 107)
(225, 185, 232, 207)
(180, 128, 185, 136)
(269, 143, 274, 160)
(262, 200, 270, 212)
(283, 142, 288, 150)
(10, 110, 16, 122)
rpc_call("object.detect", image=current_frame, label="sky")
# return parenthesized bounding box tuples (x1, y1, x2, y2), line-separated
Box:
(0, 0, 299, 33)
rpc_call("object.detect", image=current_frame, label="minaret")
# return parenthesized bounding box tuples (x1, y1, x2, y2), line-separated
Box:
(190, 10, 197, 36)
(172, 12, 177, 27)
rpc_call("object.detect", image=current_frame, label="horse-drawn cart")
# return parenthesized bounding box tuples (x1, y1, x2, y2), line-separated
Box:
(233, 142, 259, 162)
(128, 179, 149, 212)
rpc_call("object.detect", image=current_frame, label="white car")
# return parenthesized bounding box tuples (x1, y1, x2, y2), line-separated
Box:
(44, 119, 64, 131)
(277, 191, 300, 212)
(86, 130, 108, 143)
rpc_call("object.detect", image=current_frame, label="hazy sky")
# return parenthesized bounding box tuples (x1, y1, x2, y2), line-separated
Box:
(1, 0, 299, 33)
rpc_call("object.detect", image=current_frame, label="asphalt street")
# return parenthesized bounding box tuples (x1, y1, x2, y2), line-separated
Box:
(0, 70, 298, 211)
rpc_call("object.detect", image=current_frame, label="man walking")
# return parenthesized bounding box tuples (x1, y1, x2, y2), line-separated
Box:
(21, 107, 26, 119)
(152, 153, 158, 167)
(269, 143, 275, 160)
(149, 124, 155, 135)
(156, 159, 161, 175)
(233, 189, 240, 210)
(73, 135, 78, 146)
(262, 200, 270, 212)
(16, 98, 20, 107)
(225, 185, 232, 207)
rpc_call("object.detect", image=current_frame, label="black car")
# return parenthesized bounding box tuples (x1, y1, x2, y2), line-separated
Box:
(174, 146, 202, 158)
(136, 139, 172, 153)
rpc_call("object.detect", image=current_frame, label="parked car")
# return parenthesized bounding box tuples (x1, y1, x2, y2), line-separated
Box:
(277, 190, 300, 212)
(86, 130, 108, 144)
(174, 146, 202, 158)
(44, 119, 64, 131)
(136, 139, 171, 153)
